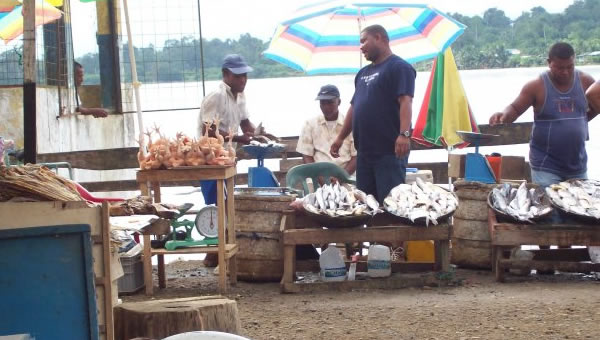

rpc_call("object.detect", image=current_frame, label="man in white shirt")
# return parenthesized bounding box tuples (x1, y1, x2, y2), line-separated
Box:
(296, 84, 357, 174)
(198, 54, 260, 267)
(198, 54, 259, 144)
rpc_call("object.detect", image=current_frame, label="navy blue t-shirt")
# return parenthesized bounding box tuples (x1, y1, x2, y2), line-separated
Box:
(351, 54, 416, 155)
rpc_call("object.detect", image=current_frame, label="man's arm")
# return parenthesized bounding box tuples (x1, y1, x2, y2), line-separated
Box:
(580, 73, 598, 121)
(78, 107, 108, 118)
(395, 95, 412, 158)
(587, 81, 600, 118)
(344, 156, 357, 174)
(330, 105, 353, 158)
(489, 79, 538, 125)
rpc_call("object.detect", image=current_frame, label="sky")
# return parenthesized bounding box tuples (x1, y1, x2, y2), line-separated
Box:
(70, 0, 577, 57)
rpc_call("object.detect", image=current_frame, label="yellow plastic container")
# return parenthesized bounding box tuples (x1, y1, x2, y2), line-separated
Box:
(405, 240, 434, 262)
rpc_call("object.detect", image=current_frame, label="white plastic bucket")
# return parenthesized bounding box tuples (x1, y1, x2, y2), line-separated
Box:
(162, 331, 251, 340)
(319, 246, 347, 281)
(368, 245, 391, 278)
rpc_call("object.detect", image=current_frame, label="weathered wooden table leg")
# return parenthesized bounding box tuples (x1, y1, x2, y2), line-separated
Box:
(158, 255, 166, 289)
(217, 179, 227, 293)
(151, 182, 162, 203)
(139, 182, 150, 196)
(281, 243, 296, 293)
(143, 234, 154, 295)
(495, 246, 508, 282)
(434, 239, 450, 271)
(226, 178, 237, 286)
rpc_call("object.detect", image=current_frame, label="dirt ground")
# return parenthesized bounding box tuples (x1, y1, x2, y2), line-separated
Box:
(121, 260, 600, 340)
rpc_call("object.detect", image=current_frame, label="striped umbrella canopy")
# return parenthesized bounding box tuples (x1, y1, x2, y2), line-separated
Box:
(263, 1, 466, 75)
(412, 47, 478, 149)
(0, 0, 63, 43)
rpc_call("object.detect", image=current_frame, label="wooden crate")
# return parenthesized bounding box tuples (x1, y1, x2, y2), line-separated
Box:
(0, 201, 114, 340)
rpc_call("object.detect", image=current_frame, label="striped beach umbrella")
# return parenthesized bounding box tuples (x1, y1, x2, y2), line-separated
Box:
(263, 1, 466, 75)
(412, 47, 478, 149)
(0, 0, 62, 43)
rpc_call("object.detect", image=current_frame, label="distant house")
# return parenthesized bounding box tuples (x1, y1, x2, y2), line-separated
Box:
(577, 51, 600, 62)
(506, 49, 521, 55)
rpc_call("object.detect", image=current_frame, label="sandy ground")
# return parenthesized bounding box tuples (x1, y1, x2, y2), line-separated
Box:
(120, 260, 600, 340)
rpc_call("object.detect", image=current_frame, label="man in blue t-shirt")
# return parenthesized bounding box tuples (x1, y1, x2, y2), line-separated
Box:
(330, 25, 416, 203)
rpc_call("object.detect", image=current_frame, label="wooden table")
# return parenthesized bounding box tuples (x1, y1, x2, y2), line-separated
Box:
(280, 212, 452, 293)
(137, 166, 238, 294)
(488, 209, 600, 282)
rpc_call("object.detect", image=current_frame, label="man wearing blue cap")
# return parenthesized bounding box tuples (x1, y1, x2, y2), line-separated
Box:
(297, 84, 357, 174)
(198, 54, 263, 267)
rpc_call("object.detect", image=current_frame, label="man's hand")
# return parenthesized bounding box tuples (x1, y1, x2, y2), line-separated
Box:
(330, 138, 343, 158)
(395, 135, 410, 157)
(90, 108, 108, 118)
(79, 107, 108, 118)
(235, 131, 254, 145)
(489, 112, 505, 126)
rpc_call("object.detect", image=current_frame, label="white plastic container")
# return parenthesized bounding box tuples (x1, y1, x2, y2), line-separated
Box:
(589, 246, 600, 263)
(319, 246, 347, 281)
(368, 245, 391, 278)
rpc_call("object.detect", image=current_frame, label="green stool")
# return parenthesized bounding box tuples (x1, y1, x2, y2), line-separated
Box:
(286, 162, 355, 197)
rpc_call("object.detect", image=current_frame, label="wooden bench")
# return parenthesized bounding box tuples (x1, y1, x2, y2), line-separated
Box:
(488, 209, 600, 282)
(280, 212, 452, 293)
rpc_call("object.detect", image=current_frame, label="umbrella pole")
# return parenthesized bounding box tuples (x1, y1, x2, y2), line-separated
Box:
(122, 0, 145, 155)
(197, 0, 205, 97)
(357, 17, 362, 69)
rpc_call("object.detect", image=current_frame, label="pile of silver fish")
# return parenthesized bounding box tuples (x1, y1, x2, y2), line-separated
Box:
(545, 180, 600, 219)
(303, 183, 381, 217)
(491, 182, 552, 222)
(383, 178, 458, 226)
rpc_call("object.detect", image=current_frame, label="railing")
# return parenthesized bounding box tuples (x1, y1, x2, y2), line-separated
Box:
(36, 122, 533, 192)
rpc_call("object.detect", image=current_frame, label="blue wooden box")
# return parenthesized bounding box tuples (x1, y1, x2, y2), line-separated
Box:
(0, 224, 99, 340)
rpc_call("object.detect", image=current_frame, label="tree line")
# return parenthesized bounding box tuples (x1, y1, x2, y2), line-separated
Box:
(1, 0, 599, 85)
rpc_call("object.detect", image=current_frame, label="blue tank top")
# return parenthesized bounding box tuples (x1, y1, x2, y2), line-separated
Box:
(529, 71, 588, 176)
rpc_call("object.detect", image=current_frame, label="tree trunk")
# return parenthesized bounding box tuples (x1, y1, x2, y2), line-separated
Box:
(114, 296, 241, 340)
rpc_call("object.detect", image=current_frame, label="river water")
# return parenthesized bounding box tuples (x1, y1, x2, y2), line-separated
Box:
(138, 65, 600, 175)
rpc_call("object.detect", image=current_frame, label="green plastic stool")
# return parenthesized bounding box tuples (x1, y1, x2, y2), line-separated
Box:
(285, 162, 355, 197)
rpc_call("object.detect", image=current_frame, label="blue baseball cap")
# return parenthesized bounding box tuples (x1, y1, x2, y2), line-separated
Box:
(222, 54, 253, 74)
(315, 84, 340, 100)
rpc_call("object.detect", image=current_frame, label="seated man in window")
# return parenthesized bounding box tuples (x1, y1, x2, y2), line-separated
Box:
(74, 61, 107, 118)
(296, 84, 357, 175)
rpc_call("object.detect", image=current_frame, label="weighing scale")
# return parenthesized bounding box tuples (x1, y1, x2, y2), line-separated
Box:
(242, 144, 285, 187)
(165, 204, 222, 250)
(456, 131, 500, 184)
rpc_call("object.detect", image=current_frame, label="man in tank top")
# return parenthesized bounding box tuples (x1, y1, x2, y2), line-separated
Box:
(490, 42, 596, 259)
(489, 42, 596, 187)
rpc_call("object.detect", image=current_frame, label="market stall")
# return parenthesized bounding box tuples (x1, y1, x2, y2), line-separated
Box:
(488, 179, 600, 281)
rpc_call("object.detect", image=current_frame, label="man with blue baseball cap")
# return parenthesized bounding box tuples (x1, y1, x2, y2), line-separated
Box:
(197, 54, 269, 267)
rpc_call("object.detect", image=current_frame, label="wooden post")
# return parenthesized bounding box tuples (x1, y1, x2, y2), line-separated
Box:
(217, 179, 226, 293)
(23, 0, 37, 164)
(226, 178, 237, 285)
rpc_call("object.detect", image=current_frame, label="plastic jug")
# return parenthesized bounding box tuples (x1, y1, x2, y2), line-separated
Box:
(319, 246, 347, 281)
(368, 245, 391, 278)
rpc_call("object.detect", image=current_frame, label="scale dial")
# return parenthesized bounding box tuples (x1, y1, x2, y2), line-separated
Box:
(195, 205, 224, 238)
